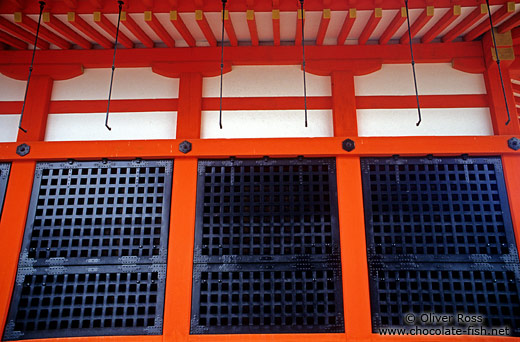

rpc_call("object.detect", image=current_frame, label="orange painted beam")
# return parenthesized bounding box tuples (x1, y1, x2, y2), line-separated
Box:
(170, 10, 195, 47)
(332, 71, 357, 136)
(0, 161, 36, 336)
(223, 10, 238, 47)
(0, 30, 27, 49)
(400, 6, 434, 44)
(272, 9, 280, 45)
(45, 99, 179, 114)
(162, 158, 198, 340)
(338, 8, 356, 45)
(379, 7, 406, 45)
(43, 12, 92, 49)
(316, 9, 331, 45)
(247, 9, 259, 46)
(0, 136, 516, 161)
(122, 11, 154, 48)
(421, 4, 460, 43)
(68, 12, 113, 49)
(358, 8, 382, 45)
(295, 8, 304, 46)
(144, 11, 175, 48)
(94, 11, 134, 48)
(195, 10, 216, 47)
(464, 2, 515, 41)
(177, 73, 202, 139)
(442, 4, 487, 43)
(498, 11, 520, 33)
(14, 12, 70, 49)
(16, 75, 53, 142)
(0, 16, 49, 49)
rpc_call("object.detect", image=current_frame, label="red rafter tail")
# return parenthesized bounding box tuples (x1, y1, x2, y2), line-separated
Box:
(247, 9, 259, 46)
(223, 10, 238, 47)
(14, 12, 72, 49)
(421, 5, 460, 43)
(145, 11, 175, 48)
(122, 11, 154, 48)
(442, 4, 487, 43)
(337, 8, 356, 45)
(43, 12, 91, 49)
(499, 11, 520, 33)
(358, 8, 382, 45)
(195, 10, 216, 47)
(170, 10, 195, 47)
(465, 2, 515, 41)
(272, 8, 280, 46)
(512, 26, 520, 44)
(0, 16, 49, 49)
(0, 30, 27, 49)
(94, 11, 134, 48)
(400, 6, 434, 44)
(379, 7, 406, 45)
(316, 9, 331, 46)
(68, 12, 113, 49)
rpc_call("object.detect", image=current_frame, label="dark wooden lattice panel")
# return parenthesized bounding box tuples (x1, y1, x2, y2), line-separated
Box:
(19, 160, 172, 266)
(0, 163, 10, 219)
(3, 265, 166, 340)
(361, 156, 520, 336)
(191, 158, 344, 334)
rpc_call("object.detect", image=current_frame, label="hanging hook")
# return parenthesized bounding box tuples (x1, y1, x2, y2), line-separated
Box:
(485, 0, 511, 126)
(299, 0, 308, 127)
(105, 0, 124, 131)
(19, 1, 46, 134)
(219, 0, 227, 129)
(404, 0, 422, 126)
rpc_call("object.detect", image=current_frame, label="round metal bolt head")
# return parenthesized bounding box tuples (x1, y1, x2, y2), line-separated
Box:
(179, 140, 192, 154)
(342, 139, 355, 152)
(508, 137, 520, 151)
(16, 143, 30, 157)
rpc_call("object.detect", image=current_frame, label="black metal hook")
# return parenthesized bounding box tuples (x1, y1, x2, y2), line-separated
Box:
(219, 0, 227, 129)
(19, 1, 46, 134)
(404, 0, 422, 127)
(105, 0, 124, 131)
(299, 0, 308, 127)
(485, 0, 511, 126)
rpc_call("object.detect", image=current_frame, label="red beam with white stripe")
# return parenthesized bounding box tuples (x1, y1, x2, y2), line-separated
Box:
(122, 11, 154, 48)
(358, 8, 382, 45)
(379, 7, 406, 45)
(43, 12, 92, 49)
(400, 6, 434, 44)
(195, 10, 216, 47)
(0, 30, 27, 49)
(464, 2, 515, 41)
(316, 9, 331, 45)
(421, 5, 460, 43)
(145, 11, 175, 48)
(14, 12, 71, 49)
(498, 11, 520, 33)
(67, 12, 113, 49)
(170, 10, 195, 47)
(337, 8, 356, 45)
(0, 16, 49, 49)
(442, 4, 487, 43)
(93, 11, 134, 48)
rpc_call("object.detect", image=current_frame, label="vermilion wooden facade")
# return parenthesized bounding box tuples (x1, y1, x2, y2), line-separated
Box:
(0, 0, 520, 341)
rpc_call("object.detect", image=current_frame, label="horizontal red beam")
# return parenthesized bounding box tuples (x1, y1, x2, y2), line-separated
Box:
(195, 10, 216, 47)
(379, 7, 406, 45)
(464, 2, 515, 41)
(421, 5, 460, 44)
(68, 12, 113, 49)
(358, 8, 382, 45)
(121, 11, 153, 48)
(316, 9, 331, 46)
(0, 16, 49, 49)
(0, 136, 516, 161)
(442, 4, 487, 43)
(170, 10, 195, 47)
(400, 6, 434, 44)
(43, 12, 92, 49)
(15, 12, 71, 49)
(0, 30, 27, 49)
(0, 42, 484, 67)
(0, 94, 487, 114)
(94, 12, 134, 48)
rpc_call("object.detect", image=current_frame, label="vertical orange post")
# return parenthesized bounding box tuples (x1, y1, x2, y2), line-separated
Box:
(336, 156, 372, 340)
(0, 161, 36, 333)
(176, 73, 203, 139)
(16, 75, 53, 142)
(332, 70, 358, 137)
(162, 158, 198, 341)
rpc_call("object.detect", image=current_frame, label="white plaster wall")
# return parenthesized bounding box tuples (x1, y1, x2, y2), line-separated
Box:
(45, 112, 177, 141)
(357, 108, 493, 137)
(52, 68, 179, 100)
(203, 66, 331, 97)
(0, 115, 20, 142)
(201, 110, 333, 139)
(0, 74, 27, 101)
(355, 63, 487, 95)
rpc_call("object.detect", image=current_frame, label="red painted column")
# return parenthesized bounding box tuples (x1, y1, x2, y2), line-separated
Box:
(331, 70, 358, 137)
(16, 75, 53, 142)
(176, 73, 203, 139)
